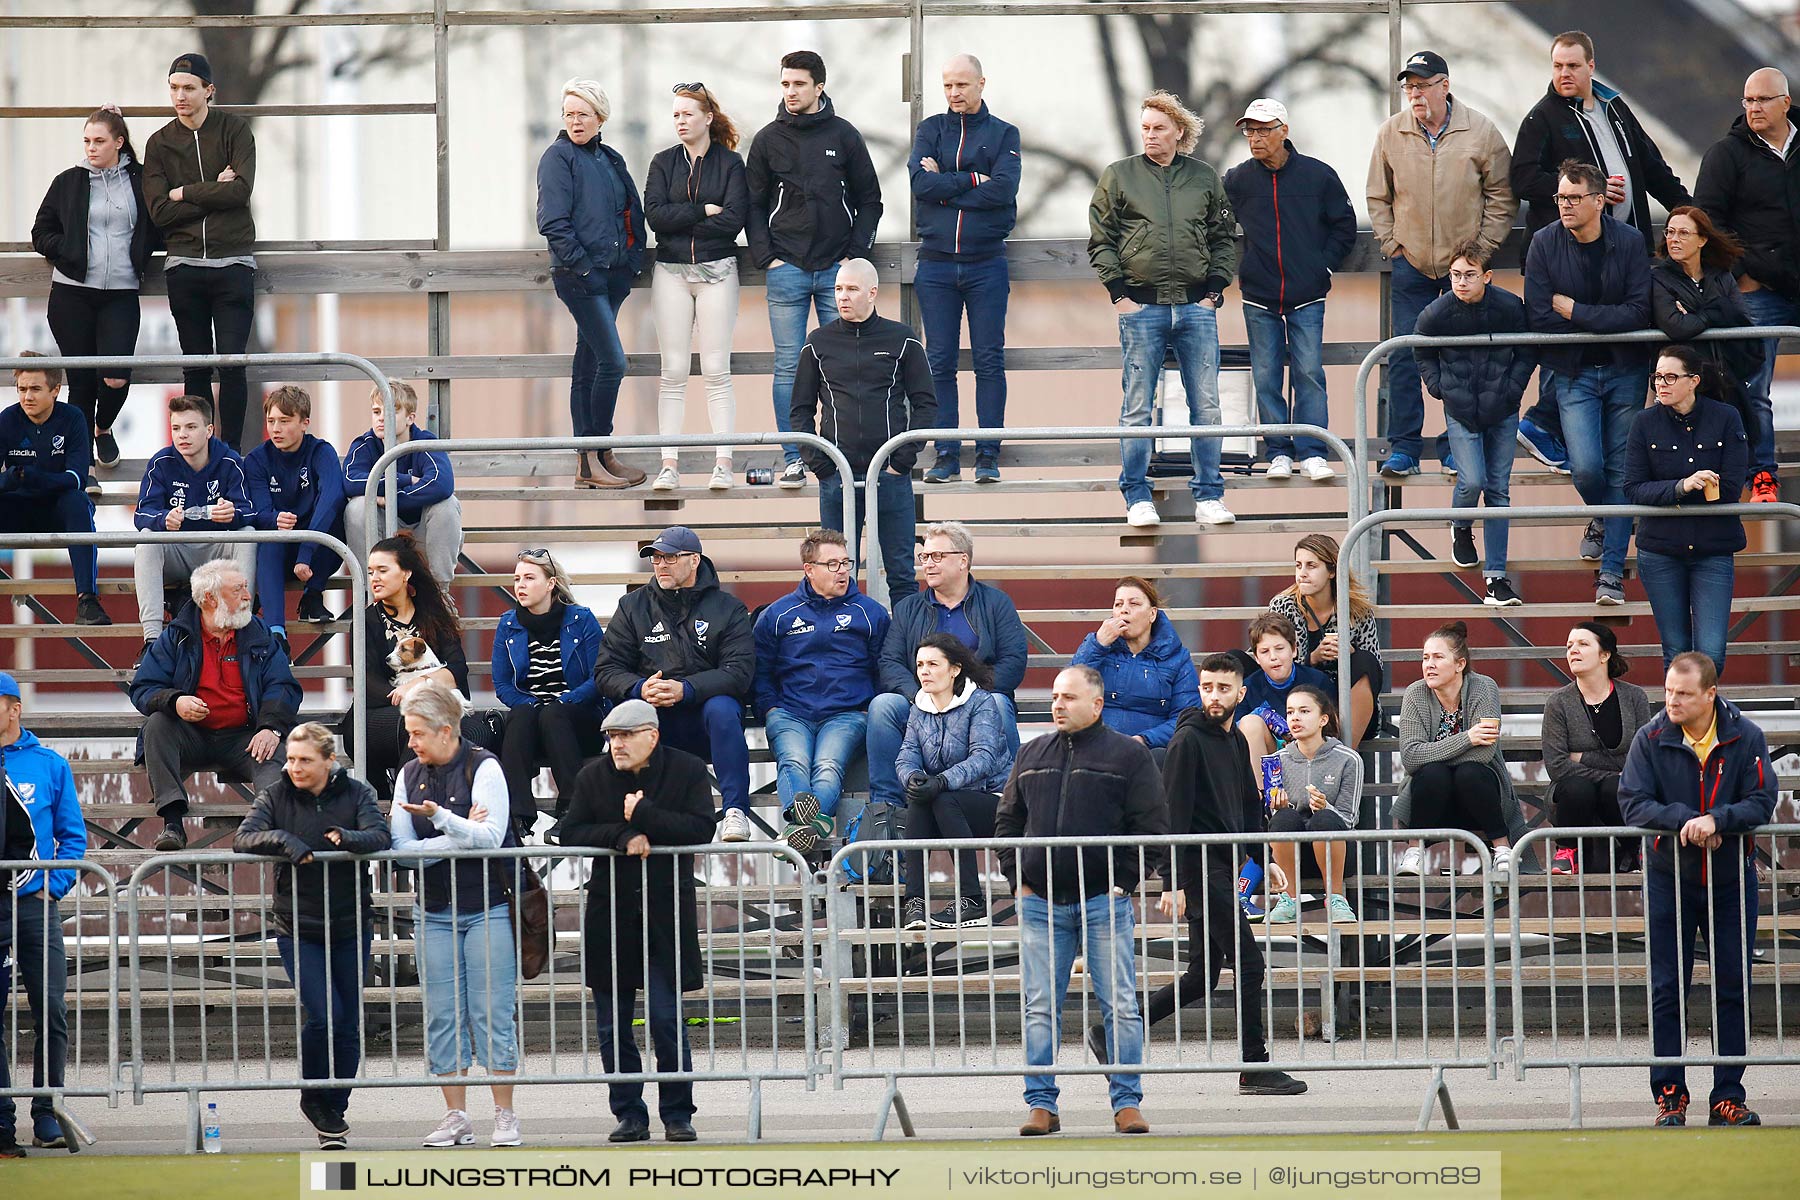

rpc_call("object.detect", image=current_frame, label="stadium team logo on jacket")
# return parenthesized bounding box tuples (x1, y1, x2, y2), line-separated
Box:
(646, 620, 670, 645)
(13, 781, 34, 805)
(693, 619, 710, 645)
(787, 615, 816, 637)
(835, 613, 853, 629)
(51, 435, 64, 453)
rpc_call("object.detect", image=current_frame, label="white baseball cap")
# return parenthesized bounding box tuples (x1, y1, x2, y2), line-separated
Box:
(1235, 98, 1289, 128)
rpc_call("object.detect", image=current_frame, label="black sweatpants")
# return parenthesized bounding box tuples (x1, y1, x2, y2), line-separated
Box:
(1144, 864, 1271, 1063)
(46, 281, 140, 432)
(1407, 760, 1508, 843)
(1552, 775, 1633, 868)
(165, 263, 256, 450)
(499, 699, 607, 827)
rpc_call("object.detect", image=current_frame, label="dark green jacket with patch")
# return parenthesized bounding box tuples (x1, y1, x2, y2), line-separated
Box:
(1087, 153, 1237, 305)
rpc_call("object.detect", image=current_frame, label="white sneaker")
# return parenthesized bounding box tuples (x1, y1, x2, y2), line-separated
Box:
(1459, 853, 1482, 876)
(719, 808, 752, 843)
(1300, 456, 1337, 481)
(1395, 846, 1425, 876)
(1196, 499, 1237, 525)
(422, 1108, 475, 1148)
(491, 1106, 522, 1147)
(1126, 501, 1162, 528)
(709, 464, 732, 491)
(1491, 846, 1514, 884)
(652, 466, 680, 492)
(1266, 455, 1294, 480)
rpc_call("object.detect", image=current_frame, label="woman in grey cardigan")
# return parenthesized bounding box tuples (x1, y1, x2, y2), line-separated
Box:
(1542, 622, 1655, 874)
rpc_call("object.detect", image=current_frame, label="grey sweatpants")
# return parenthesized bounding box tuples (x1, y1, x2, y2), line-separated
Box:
(134, 539, 256, 639)
(343, 494, 462, 585)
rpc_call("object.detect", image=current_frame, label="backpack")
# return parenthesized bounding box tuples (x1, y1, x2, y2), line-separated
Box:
(838, 799, 907, 887)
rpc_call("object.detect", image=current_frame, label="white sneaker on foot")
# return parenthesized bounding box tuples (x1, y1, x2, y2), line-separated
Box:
(709, 464, 732, 491)
(652, 466, 680, 491)
(1300, 456, 1337, 481)
(1196, 499, 1237, 525)
(1266, 455, 1294, 480)
(1491, 846, 1514, 884)
(1395, 846, 1425, 876)
(491, 1106, 522, 1147)
(423, 1108, 475, 1148)
(1126, 501, 1162, 528)
(719, 809, 752, 843)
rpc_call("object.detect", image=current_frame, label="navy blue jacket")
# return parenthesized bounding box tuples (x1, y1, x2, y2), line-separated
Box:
(908, 104, 1020, 260)
(753, 576, 889, 721)
(1619, 696, 1776, 870)
(1240, 661, 1332, 740)
(1071, 611, 1201, 750)
(133, 438, 254, 533)
(1524, 216, 1653, 375)
(895, 685, 1014, 794)
(1414, 284, 1539, 428)
(1, 728, 86, 900)
(1624, 395, 1749, 558)
(1222, 140, 1356, 313)
(878, 578, 1028, 699)
(536, 132, 645, 277)
(0, 400, 91, 495)
(492, 601, 606, 720)
(343, 425, 455, 524)
(244, 433, 347, 571)
(130, 605, 303, 758)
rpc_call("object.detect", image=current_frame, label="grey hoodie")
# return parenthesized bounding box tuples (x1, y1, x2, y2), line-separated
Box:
(1276, 735, 1364, 826)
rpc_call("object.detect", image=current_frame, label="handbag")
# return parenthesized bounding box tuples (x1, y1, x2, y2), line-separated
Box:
(510, 865, 553, 980)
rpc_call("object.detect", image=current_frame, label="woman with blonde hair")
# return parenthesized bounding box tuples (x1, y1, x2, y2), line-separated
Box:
(1267, 533, 1381, 746)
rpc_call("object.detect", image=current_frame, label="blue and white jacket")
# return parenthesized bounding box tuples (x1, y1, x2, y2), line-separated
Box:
(0, 401, 90, 497)
(133, 437, 254, 532)
(343, 425, 455, 524)
(244, 433, 347, 570)
(2, 729, 87, 900)
(492, 601, 607, 721)
(908, 103, 1021, 261)
(753, 576, 889, 722)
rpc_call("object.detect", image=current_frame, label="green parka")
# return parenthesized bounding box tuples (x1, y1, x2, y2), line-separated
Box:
(1088, 153, 1237, 305)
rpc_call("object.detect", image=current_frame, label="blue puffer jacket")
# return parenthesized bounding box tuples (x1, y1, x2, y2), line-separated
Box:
(1623, 395, 1749, 559)
(492, 601, 607, 720)
(536, 132, 645, 277)
(908, 103, 1021, 260)
(1, 729, 86, 899)
(1619, 696, 1776, 870)
(895, 685, 1014, 794)
(753, 577, 889, 722)
(129, 605, 302, 762)
(1071, 611, 1201, 749)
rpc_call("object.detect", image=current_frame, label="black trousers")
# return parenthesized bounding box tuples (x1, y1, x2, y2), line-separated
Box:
(499, 700, 606, 826)
(901, 789, 998, 903)
(142, 712, 284, 816)
(1407, 760, 1508, 843)
(1552, 775, 1633, 868)
(165, 263, 256, 450)
(46, 281, 140, 432)
(1144, 864, 1270, 1063)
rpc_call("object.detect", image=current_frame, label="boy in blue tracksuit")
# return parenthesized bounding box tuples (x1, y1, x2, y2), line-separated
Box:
(752, 529, 889, 852)
(0, 670, 87, 1153)
(244, 386, 346, 640)
(0, 356, 109, 626)
(342, 379, 462, 585)
(131, 393, 255, 646)
(1618, 654, 1775, 1129)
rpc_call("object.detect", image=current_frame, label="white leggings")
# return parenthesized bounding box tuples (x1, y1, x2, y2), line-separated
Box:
(651, 261, 738, 461)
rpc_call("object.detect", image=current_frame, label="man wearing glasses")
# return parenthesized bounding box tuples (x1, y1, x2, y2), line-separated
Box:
(1695, 66, 1798, 504)
(752, 529, 889, 851)
(1366, 50, 1516, 479)
(1223, 98, 1356, 483)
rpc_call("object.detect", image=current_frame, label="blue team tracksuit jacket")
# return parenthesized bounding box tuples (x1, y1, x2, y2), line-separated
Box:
(244, 433, 347, 572)
(0, 401, 91, 497)
(1, 729, 87, 900)
(753, 577, 890, 722)
(132, 437, 254, 533)
(343, 425, 455, 524)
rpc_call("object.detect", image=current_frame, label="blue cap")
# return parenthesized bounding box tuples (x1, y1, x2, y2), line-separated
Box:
(640, 526, 702, 558)
(0, 671, 19, 700)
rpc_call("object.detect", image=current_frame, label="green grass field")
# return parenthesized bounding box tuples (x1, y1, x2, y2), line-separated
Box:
(7, 1129, 1796, 1198)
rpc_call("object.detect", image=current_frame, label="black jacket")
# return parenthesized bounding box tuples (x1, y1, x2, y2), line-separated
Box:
(1524, 216, 1652, 374)
(1222, 141, 1357, 312)
(233, 767, 391, 940)
(142, 108, 257, 259)
(32, 160, 158, 284)
(1414, 284, 1538, 428)
(1649, 260, 1762, 422)
(1694, 116, 1800, 300)
(1623, 395, 1749, 559)
(994, 720, 1167, 902)
(359, 604, 470, 710)
(1161, 708, 1264, 889)
(789, 312, 938, 477)
(594, 555, 755, 703)
(644, 143, 749, 266)
(1512, 84, 1689, 243)
(745, 95, 883, 270)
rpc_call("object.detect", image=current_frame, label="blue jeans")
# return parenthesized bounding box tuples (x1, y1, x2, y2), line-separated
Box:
(593, 963, 694, 1125)
(819, 469, 917, 597)
(1019, 891, 1144, 1114)
(915, 254, 1009, 460)
(1648, 856, 1757, 1105)
(1117, 302, 1223, 504)
(1521, 367, 1564, 443)
(768, 262, 840, 465)
(1558, 364, 1648, 579)
(418, 902, 519, 1076)
(0, 893, 68, 1135)
(275, 927, 372, 1118)
(553, 267, 636, 438)
(1737, 287, 1790, 474)
(1636, 549, 1735, 675)
(764, 707, 868, 818)
(1242, 301, 1329, 461)
(658, 693, 752, 815)
(867, 690, 1019, 808)
(1443, 412, 1519, 577)
(1387, 257, 1452, 458)
(256, 517, 344, 627)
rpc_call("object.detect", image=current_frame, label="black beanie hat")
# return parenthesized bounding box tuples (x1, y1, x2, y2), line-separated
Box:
(169, 53, 214, 85)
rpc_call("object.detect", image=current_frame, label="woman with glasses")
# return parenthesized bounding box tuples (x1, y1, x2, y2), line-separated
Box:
(1071, 575, 1200, 751)
(1651, 206, 1760, 438)
(644, 83, 748, 493)
(1623, 345, 1748, 675)
(492, 547, 607, 841)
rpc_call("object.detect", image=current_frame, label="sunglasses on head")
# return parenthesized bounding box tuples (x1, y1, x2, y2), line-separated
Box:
(518, 548, 554, 565)
(672, 81, 706, 94)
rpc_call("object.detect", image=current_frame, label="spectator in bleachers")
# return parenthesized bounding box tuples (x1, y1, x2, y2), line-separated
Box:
(911, 53, 1020, 485)
(31, 105, 154, 470)
(1268, 533, 1381, 747)
(1624, 345, 1749, 676)
(1525, 159, 1653, 608)
(1393, 621, 1524, 883)
(245, 386, 346, 643)
(1265, 684, 1364, 924)
(747, 50, 883, 488)
(645, 83, 748, 494)
(789, 257, 935, 596)
(868, 522, 1027, 817)
(896, 633, 1014, 931)
(999, 665, 1165, 1137)
(232, 721, 389, 1150)
(1223, 97, 1354, 483)
(1089, 90, 1239, 529)
(349, 532, 470, 803)
(1072, 576, 1200, 752)
(1367, 50, 1515, 479)
(1694, 66, 1797, 504)
(1237, 612, 1329, 763)
(1620, 652, 1774, 1129)
(143, 53, 258, 451)
(1652, 207, 1761, 440)
(538, 78, 646, 490)
(132, 393, 256, 651)
(493, 548, 606, 842)
(1, 354, 109, 626)
(0, 670, 86, 1154)
(387, 680, 521, 1148)
(343, 380, 462, 587)
(1415, 243, 1537, 608)
(1510, 32, 1691, 476)
(595, 526, 755, 843)
(560, 699, 715, 1145)
(132, 557, 300, 851)
(1542, 622, 1655, 875)
(753, 529, 887, 852)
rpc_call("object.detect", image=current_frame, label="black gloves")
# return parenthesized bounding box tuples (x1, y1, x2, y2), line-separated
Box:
(904, 772, 947, 803)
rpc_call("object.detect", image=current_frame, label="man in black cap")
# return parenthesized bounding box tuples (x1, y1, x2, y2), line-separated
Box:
(143, 52, 260, 451)
(593, 527, 758, 842)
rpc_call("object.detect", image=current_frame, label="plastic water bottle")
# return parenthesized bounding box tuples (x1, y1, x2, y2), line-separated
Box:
(202, 1102, 222, 1154)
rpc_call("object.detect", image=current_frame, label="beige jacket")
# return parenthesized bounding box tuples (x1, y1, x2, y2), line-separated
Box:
(1366, 97, 1517, 279)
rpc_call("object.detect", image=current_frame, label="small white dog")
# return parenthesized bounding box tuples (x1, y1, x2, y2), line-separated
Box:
(389, 635, 473, 714)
